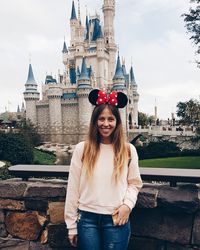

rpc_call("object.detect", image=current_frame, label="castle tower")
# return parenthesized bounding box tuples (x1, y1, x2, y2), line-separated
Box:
(112, 54, 127, 131)
(77, 57, 92, 141)
(102, 0, 117, 85)
(23, 64, 39, 124)
(130, 65, 139, 126)
(70, 0, 78, 47)
(47, 85, 63, 143)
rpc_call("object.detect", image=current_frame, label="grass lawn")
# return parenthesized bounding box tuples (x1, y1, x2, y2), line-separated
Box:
(33, 149, 56, 165)
(139, 156, 200, 169)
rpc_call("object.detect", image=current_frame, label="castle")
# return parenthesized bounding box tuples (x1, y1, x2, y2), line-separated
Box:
(23, 0, 139, 144)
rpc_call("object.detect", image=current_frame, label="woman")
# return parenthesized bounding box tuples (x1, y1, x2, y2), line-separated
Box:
(65, 89, 143, 250)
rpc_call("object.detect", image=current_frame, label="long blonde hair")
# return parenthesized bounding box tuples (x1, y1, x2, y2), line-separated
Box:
(82, 104, 128, 183)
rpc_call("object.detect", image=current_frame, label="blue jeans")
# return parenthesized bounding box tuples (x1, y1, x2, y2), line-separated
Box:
(77, 210, 131, 250)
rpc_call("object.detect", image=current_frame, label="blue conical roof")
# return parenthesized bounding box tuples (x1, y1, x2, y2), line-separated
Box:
(85, 15, 89, 40)
(79, 57, 90, 80)
(130, 66, 136, 84)
(26, 64, 36, 84)
(70, 0, 77, 20)
(113, 54, 125, 80)
(62, 41, 68, 53)
(17, 105, 20, 113)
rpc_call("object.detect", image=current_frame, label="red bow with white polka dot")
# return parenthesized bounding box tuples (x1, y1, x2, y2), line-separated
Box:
(96, 90, 118, 106)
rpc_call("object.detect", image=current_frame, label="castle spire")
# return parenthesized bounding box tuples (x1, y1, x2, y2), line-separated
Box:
(85, 14, 89, 40)
(70, 0, 77, 20)
(79, 57, 89, 80)
(62, 40, 68, 53)
(130, 65, 136, 84)
(26, 64, 36, 84)
(113, 52, 124, 80)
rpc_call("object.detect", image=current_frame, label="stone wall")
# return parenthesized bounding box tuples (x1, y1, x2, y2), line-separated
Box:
(0, 179, 199, 250)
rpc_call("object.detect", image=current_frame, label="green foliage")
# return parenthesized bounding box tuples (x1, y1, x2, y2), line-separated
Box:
(139, 156, 200, 169)
(18, 119, 42, 147)
(136, 140, 181, 160)
(0, 133, 33, 164)
(182, 0, 200, 67)
(33, 149, 56, 165)
(0, 162, 13, 180)
(176, 99, 200, 126)
(138, 112, 155, 126)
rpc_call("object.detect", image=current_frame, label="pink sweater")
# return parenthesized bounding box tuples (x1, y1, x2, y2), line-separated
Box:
(65, 141, 143, 235)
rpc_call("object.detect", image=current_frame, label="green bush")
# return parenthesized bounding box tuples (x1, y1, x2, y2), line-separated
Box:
(136, 140, 181, 160)
(0, 133, 33, 164)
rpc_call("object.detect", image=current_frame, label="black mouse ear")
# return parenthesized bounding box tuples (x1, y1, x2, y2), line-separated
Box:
(117, 92, 128, 108)
(88, 89, 100, 105)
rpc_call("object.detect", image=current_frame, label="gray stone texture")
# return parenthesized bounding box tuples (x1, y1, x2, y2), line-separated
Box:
(128, 236, 165, 250)
(136, 187, 158, 208)
(47, 223, 68, 248)
(0, 211, 4, 223)
(158, 185, 199, 214)
(0, 223, 7, 237)
(24, 183, 66, 198)
(0, 238, 29, 250)
(25, 199, 48, 212)
(131, 208, 193, 244)
(192, 211, 200, 245)
(0, 182, 27, 198)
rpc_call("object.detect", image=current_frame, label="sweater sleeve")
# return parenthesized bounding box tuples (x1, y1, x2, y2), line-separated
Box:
(123, 144, 143, 210)
(64, 142, 84, 235)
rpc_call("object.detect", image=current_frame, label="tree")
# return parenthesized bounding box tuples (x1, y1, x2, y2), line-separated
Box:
(182, 0, 200, 67)
(138, 112, 149, 126)
(176, 99, 200, 126)
(18, 119, 42, 147)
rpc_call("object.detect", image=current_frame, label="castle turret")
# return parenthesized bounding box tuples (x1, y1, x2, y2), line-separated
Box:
(47, 85, 63, 143)
(130, 65, 139, 126)
(102, 0, 117, 84)
(112, 53, 125, 90)
(112, 54, 127, 131)
(77, 57, 92, 141)
(102, 0, 115, 45)
(70, 0, 79, 46)
(23, 63, 39, 124)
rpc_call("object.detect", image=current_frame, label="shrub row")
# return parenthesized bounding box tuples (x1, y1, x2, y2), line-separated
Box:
(0, 133, 33, 164)
(136, 140, 200, 160)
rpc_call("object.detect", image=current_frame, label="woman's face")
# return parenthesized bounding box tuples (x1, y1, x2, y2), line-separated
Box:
(97, 107, 117, 144)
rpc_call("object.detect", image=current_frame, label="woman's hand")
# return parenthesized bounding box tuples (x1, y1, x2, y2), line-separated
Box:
(112, 204, 131, 226)
(68, 234, 77, 247)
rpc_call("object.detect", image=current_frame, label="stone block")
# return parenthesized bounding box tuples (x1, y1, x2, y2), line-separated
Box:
(0, 223, 8, 237)
(136, 187, 158, 208)
(192, 210, 200, 246)
(131, 208, 193, 245)
(25, 199, 48, 212)
(48, 202, 65, 224)
(0, 237, 29, 250)
(128, 236, 165, 250)
(158, 185, 199, 213)
(29, 241, 52, 250)
(166, 242, 196, 250)
(24, 183, 66, 198)
(0, 211, 4, 223)
(5, 211, 47, 240)
(47, 223, 68, 248)
(0, 199, 25, 211)
(0, 182, 27, 198)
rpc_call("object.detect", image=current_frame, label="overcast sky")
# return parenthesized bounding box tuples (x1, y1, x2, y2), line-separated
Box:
(0, 0, 199, 120)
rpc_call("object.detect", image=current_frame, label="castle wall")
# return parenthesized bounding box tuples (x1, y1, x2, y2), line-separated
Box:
(36, 104, 51, 142)
(62, 101, 79, 144)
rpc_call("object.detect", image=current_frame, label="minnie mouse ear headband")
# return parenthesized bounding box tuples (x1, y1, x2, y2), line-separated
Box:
(88, 89, 128, 108)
